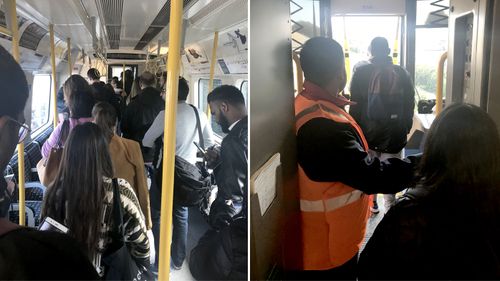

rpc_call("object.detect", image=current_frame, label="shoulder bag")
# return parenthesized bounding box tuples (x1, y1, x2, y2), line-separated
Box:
(36, 119, 69, 187)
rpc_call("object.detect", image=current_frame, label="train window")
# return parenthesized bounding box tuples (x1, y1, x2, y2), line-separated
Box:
(240, 80, 248, 105)
(31, 74, 51, 131)
(415, 28, 448, 100)
(197, 78, 224, 137)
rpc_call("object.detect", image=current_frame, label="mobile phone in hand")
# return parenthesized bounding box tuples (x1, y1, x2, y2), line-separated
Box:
(39, 217, 69, 234)
(193, 141, 206, 154)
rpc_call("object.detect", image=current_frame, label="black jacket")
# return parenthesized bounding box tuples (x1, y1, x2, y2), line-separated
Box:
(297, 117, 419, 195)
(121, 87, 164, 162)
(349, 56, 415, 153)
(358, 185, 500, 280)
(91, 82, 122, 120)
(209, 116, 248, 230)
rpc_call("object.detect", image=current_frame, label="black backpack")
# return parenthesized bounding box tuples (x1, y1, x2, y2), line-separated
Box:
(367, 65, 405, 121)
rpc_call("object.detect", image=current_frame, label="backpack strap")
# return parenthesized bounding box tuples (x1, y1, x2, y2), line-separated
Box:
(111, 179, 124, 236)
(189, 104, 204, 149)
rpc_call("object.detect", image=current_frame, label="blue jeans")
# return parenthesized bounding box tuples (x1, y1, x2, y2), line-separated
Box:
(150, 187, 188, 269)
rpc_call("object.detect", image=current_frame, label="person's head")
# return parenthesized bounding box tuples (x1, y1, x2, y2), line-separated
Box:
(0, 46, 29, 215)
(92, 102, 117, 141)
(63, 75, 95, 118)
(110, 76, 120, 89)
(207, 85, 247, 133)
(419, 103, 500, 203)
(368, 37, 390, 58)
(86, 68, 101, 83)
(42, 123, 113, 257)
(139, 71, 156, 89)
(178, 76, 189, 101)
(300, 37, 346, 94)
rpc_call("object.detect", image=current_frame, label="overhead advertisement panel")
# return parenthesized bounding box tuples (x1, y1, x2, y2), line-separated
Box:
(331, 0, 405, 15)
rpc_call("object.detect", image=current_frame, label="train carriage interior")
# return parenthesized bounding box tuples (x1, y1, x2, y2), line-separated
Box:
(250, 0, 500, 279)
(1, 0, 247, 279)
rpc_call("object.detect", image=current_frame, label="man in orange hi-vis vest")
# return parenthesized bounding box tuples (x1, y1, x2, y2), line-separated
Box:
(294, 37, 420, 280)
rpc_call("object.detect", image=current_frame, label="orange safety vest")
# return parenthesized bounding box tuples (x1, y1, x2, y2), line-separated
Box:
(295, 93, 372, 270)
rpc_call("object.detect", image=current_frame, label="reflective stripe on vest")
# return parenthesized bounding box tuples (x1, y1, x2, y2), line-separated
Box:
(300, 189, 364, 212)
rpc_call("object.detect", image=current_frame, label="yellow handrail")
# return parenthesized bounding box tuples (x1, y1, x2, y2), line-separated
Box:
(67, 37, 71, 76)
(8, 0, 25, 226)
(207, 31, 219, 117)
(292, 52, 304, 92)
(158, 0, 184, 280)
(436, 51, 447, 115)
(49, 24, 58, 127)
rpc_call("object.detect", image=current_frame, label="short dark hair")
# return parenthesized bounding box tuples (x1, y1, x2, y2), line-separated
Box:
(140, 71, 156, 87)
(300, 37, 345, 87)
(0, 45, 28, 118)
(207, 85, 245, 106)
(87, 68, 101, 80)
(369, 37, 390, 57)
(178, 77, 189, 101)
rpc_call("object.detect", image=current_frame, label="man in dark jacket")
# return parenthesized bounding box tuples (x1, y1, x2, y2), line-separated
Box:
(189, 85, 248, 280)
(0, 45, 98, 280)
(349, 37, 415, 213)
(206, 85, 248, 228)
(87, 68, 121, 119)
(121, 71, 164, 162)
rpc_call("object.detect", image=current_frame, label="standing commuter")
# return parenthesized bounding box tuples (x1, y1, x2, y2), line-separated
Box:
(87, 68, 121, 120)
(142, 77, 215, 271)
(92, 102, 152, 230)
(350, 37, 415, 213)
(41, 75, 95, 158)
(0, 45, 98, 280)
(205, 85, 248, 228)
(42, 123, 150, 277)
(358, 103, 500, 279)
(189, 85, 248, 280)
(121, 71, 164, 163)
(294, 37, 418, 279)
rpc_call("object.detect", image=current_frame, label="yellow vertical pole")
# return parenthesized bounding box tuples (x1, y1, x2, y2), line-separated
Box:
(342, 17, 351, 84)
(158, 0, 183, 280)
(207, 31, 219, 116)
(9, 0, 25, 226)
(436, 52, 447, 115)
(392, 18, 400, 65)
(67, 37, 71, 76)
(49, 24, 58, 127)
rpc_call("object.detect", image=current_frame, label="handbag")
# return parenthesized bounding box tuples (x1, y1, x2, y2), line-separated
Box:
(155, 105, 213, 207)
(102, 179, 153, 280)
(36, 119, 69, 187)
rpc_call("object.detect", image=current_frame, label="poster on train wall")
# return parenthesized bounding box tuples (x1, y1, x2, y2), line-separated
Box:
(182, 55, 210, 74)
(184, 44, 209, 65)
(220, 53, 248, 74)
(220, 29, 248, 55)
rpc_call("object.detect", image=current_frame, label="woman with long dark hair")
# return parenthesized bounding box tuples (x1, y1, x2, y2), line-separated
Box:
(41, 75, 95, 158)
(92, 102, 152, 230)
(42, 123, 150, 277)
(358, 103, 500, 279)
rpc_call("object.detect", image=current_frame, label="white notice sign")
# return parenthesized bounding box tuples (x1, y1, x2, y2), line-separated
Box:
(250, 153, 281, 216)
